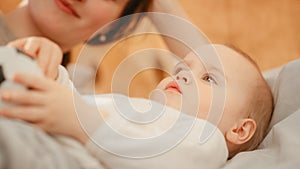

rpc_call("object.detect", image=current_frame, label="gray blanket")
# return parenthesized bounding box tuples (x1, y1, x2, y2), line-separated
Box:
(0, 118, 80, 169)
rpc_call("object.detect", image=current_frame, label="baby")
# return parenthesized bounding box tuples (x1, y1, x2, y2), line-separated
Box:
(87, 44, 273, 166)
(152, 45, 274, 158)
(0, 37, 273, 168)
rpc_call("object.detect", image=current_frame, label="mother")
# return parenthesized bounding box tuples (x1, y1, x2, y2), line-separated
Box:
(1, 0, 208, 97)
(1, 0, 152, 54)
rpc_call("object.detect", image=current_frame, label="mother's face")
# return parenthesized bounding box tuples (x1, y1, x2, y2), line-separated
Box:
(28, 0, 128, 51)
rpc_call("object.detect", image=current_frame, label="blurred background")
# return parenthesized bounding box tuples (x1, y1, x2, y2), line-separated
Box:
(2, 0, 299, 70)
(1, 0, 299, 97)
(179, 0, 300, 70)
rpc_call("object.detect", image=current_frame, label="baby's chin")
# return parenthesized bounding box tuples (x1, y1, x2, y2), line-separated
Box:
(149, 89, 183, 111)
(149, 89, 168, 106)
(150, 90, 204, 120)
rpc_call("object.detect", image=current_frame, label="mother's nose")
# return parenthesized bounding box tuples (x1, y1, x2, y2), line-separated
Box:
(175, 71, 192, 85)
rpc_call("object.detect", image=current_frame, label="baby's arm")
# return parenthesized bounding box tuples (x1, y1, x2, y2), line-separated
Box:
(7, 36, 63, 80)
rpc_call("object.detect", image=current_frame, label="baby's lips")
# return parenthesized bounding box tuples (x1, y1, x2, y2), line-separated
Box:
(165, 81, 182, 94)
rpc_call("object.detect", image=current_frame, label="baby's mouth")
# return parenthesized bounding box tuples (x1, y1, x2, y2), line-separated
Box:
(165, 81, 182, 94)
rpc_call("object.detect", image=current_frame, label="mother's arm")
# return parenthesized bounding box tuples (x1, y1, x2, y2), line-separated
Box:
(150, 0, 209, 58)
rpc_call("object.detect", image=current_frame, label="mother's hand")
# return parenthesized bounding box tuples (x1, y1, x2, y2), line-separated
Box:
(8, 37, 63, 80)
(0, 73, 91, 144)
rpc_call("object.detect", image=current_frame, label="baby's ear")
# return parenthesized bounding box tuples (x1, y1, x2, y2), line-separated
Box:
(225, 118, 256, 145)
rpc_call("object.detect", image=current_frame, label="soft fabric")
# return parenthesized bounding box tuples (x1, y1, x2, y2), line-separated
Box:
(42, 66, 104, 169)
(0, 47, 43, 108)
(0, 118, 80, 169)
(67, 63, 96, 94)
(0, 60, 102, 169)
(268, 60, 300, 128)
(85, 94, 228, 169)
(222, 59, 300, 168)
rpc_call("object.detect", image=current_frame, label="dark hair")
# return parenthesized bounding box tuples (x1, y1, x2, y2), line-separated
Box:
(87, 0, 153, 45)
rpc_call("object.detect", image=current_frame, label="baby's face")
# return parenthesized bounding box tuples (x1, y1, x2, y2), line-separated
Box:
(152, 45, 259, 133)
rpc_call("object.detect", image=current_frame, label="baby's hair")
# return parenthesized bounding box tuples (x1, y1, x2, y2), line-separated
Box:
(225, 44, 274, 158)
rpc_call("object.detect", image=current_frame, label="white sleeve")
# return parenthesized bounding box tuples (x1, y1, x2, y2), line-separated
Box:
(66, 63, 96, 94)
(56, 65, 74, 89)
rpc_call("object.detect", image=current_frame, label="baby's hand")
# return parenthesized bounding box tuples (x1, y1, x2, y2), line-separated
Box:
(8, 37, 63, 80)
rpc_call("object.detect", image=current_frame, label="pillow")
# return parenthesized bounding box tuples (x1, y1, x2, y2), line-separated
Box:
(268, 59, 300, 128)
(222, 59, 300, 169)
(262, 66, 282, 90)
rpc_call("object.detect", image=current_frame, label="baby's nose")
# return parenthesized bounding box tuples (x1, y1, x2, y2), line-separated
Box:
(175, 71, 192, 84)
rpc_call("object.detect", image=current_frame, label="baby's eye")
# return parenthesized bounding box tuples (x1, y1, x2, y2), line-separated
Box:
(202, 74, 217, 84)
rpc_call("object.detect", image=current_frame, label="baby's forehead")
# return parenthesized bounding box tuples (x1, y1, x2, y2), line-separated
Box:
(186, 45, 254, 69)
(186, 45, 260, 87)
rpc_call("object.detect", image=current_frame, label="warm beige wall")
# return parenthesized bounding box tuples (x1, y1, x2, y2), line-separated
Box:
(0, 0, 22, 14)
(178, 0, 300, 70)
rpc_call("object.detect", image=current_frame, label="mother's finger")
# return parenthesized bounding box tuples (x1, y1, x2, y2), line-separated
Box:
(7, 38, 27, 49)
(1, 90, 46, 106)
(0, 107, 45, 123)
(46, 48, 63, 79)
(22, 37, 42, 58)
(36, 44, 51, 74)
(13, 73, 53, 91)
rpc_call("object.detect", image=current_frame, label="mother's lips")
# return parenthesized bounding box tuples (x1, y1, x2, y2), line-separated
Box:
(165, 81, 182, 94)
(55, 0, 80, 18)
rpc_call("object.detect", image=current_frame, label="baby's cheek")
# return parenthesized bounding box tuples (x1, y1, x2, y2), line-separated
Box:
(197, 86, 214, 119)
(155, 77, 172, 90)
(166, 93, 182, 111)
